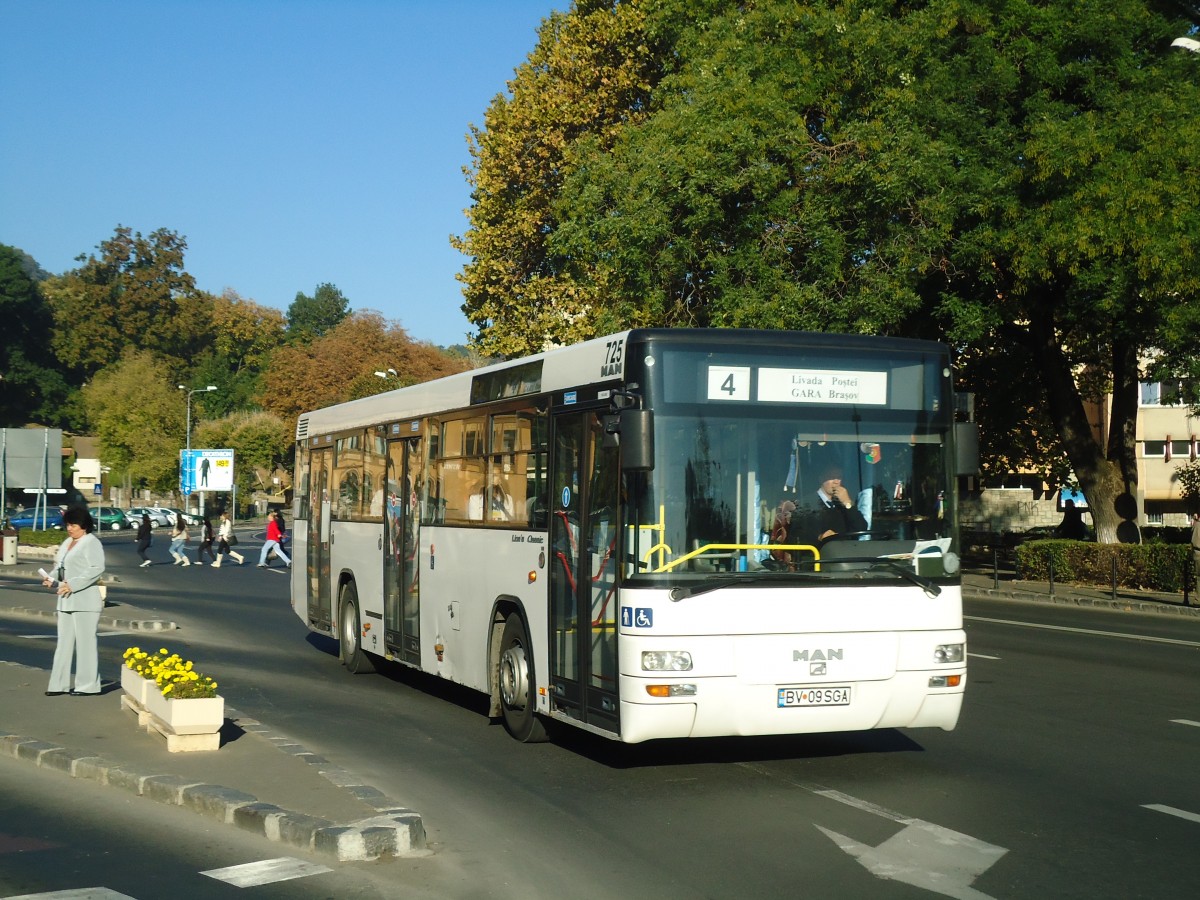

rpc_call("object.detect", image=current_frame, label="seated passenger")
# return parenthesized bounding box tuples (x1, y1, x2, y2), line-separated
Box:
(469, 484, 514, 521)
(768, 500, 797, 570)
(487, 484, 514, 521)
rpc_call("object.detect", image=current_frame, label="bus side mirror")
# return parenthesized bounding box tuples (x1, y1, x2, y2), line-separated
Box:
(619, 409, 654, 471)
(955, 422, 979, 476)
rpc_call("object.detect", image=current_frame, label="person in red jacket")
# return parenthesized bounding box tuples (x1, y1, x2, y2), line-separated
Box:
(258, 510, 291, 568)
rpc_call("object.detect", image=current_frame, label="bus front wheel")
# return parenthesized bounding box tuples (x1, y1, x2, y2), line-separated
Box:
(339, 583, 375, 675)
(498, 614, 548, 743)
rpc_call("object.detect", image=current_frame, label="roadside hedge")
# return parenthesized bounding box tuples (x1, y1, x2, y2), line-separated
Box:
(1015, 539, 1194, 592)
(14, 529, 65, 548)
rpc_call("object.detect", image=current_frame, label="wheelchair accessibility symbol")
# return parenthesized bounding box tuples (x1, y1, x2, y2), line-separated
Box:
(621, 607, 653, 628)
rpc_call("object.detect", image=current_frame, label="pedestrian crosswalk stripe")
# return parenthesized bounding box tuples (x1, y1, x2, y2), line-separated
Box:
(1142, 803, 1200, 825)
(1, 889, 137, 899)
(201, 857, 333, 887)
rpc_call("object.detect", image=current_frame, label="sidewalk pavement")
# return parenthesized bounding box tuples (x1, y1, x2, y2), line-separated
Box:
(0, 558, 425, 862)
(0, 554, 1194, 864)
(962, 568, 1200, 618)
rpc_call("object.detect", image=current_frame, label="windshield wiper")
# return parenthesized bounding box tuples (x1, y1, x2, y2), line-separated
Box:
(794, 553, 943, 597)
(868, 558, 942, 596)
(669, 573, 803, 601)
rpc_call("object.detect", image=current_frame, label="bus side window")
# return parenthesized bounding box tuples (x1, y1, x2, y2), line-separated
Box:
(442, 459, 485, 523)
(525, 450, 548, 527)
(363, 432, 387, 520)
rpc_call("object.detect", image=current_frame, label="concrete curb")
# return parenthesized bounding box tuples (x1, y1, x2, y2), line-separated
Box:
(0, 597, 177, 632)
(0, 710, 426, 862)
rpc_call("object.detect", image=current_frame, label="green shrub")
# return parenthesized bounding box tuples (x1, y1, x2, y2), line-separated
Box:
(1015, 540, 1193, 592)
(15, 529, 66, 548)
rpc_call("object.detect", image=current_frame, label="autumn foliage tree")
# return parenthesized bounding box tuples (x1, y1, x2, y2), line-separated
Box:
(452, 0, 677, 357)
(191, 289, 288, 416)
(258, 311, 471, 423)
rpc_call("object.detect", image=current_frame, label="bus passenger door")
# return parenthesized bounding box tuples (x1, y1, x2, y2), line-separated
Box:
(384, 436, 422, 664)
(307, 447, 333, 629)
(549, 408, 620, 735)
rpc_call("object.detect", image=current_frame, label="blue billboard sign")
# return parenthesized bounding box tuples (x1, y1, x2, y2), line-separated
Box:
(180, 449, 235, 496)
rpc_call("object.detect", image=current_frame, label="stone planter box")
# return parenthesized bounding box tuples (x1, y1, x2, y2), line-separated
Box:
(120, 665, 155, 706)
(119, 667, 225, 752)
(141, 687, 224, 736)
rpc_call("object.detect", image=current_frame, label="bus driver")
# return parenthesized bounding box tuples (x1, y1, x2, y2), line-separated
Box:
(812, 463, 868, 542)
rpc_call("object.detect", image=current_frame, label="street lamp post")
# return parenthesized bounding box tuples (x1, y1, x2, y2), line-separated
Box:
(179, 385, 217, 515)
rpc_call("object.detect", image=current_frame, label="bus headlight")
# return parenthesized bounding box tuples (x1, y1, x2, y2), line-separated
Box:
(642, 650, 693, 671)
(933, 643, 964, 664)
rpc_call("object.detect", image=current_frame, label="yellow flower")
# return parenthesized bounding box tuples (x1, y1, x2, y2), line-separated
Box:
(125, 644, 220, 698)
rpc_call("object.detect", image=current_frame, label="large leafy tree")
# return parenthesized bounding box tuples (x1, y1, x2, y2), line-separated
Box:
(286, 282, 349, 344)
(460, 0, 1200, 542)
(188, 289, 288, 416)
(42, 226, 211, 378)
(258, 311, 471, 423)
(0, 244, 72, 427)
(81, 351, 187, 493)
(452, 0, 690, 356)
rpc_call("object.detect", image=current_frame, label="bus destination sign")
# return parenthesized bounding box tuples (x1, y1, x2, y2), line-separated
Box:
(707, 366, 888, 405)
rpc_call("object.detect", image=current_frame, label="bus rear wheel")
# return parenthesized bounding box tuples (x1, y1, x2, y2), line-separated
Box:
(498, 614, 548, 743)
(339, 583, 375, 675)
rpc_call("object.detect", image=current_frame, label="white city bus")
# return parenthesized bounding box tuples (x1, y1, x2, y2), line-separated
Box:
(291, 329, 969, 743)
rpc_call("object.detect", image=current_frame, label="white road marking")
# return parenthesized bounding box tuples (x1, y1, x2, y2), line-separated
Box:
(817, 823, 1005, 900)
(201, 857, 332, 887)
(2, 889, 138, 899)
(811, 789, 1007, 898)
(965, 615, 1200, 649)
(18, 631, 134, 640)
(968, 652, 1001, 660)
(1170, 719, 1200, 728)
(1142, 804, 1200, 824)
(736, 768, 1008, 899)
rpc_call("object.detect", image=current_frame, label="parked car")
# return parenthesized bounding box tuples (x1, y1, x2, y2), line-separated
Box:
(7, 507, 65, 530)
(128, 507, 171, 528)
(154, 507, 201, 526)
(92, 506, 131, 531)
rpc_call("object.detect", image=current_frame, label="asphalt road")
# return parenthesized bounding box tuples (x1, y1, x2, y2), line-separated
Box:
(1, 532, 1198, 898)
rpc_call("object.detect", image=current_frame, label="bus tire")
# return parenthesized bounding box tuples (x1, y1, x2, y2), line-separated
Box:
(339, 583, 375, 675)
(498, 613, 548, 743)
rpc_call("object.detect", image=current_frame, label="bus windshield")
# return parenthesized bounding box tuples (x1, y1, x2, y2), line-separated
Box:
(623, 343, 958, 584)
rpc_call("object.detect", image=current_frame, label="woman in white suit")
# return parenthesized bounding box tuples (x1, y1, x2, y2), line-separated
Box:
(42, 506, 107, 696)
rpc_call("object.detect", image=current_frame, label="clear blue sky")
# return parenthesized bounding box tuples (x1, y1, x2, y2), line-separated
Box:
(0, 0, 563, 349)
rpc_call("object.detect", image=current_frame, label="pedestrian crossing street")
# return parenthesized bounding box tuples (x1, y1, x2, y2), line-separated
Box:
(1, 857, 333, 898)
